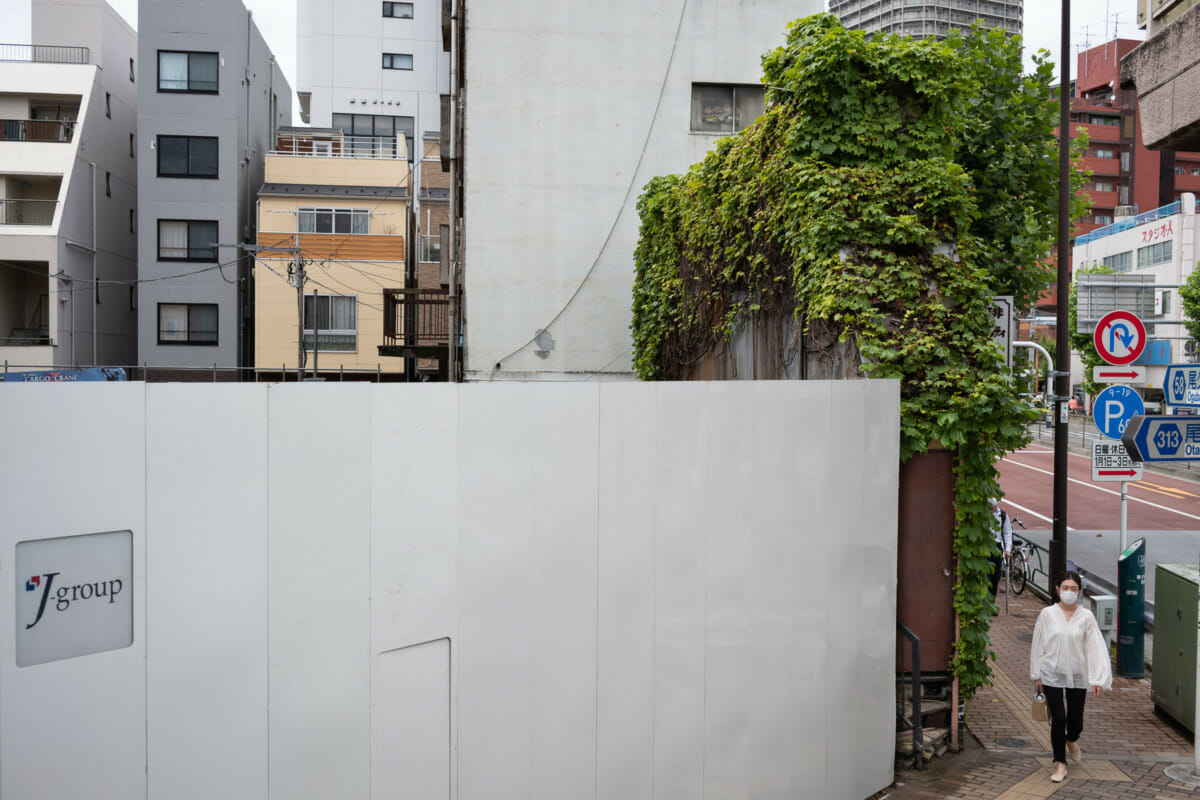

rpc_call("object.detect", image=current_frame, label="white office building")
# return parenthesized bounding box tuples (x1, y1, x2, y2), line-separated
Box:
(830, 0, 1023, 38)
(0, 0, 138, 370)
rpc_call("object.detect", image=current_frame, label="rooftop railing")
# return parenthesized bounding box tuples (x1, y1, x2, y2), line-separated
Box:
(1075, 200, 1183, 246)
(0, 118, 75, 142)
(0, 199, 57, 226)
(0, 44, 90, 64)
(270, 134, 406, 160)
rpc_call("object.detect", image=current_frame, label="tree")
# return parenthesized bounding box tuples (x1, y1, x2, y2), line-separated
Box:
(631, 14, 1085, 700)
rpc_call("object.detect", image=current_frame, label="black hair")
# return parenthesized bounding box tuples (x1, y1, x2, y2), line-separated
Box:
(1055, 570, 1083, 597)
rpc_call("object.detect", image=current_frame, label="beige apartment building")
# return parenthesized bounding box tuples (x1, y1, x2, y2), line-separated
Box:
(254, 127, 409, 378)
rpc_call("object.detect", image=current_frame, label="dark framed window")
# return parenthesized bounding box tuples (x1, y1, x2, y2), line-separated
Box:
(157, 135, 218, 178)
(382, 52, 413, 70)
(105, 171, 111, 197)
(690, 83, 765, 134)
(129, 57, 135, 83)
(130, 209, 135, 233)
(383, 2, 413, 17)
(331, 112, 414, 161)
(105, 92, 111, 118)
(158, 219, 218, 261)
(158, 302, 218, 345)
(130, 132, 135, 157)
(158, 51, 219, 93)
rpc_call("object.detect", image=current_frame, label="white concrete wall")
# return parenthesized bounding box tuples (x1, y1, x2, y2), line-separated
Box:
(0, 379, 899, 800)
(462, 0, 823, 380)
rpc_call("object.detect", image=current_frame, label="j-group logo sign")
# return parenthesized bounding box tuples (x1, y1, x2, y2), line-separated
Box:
(15, 530, 133, 667)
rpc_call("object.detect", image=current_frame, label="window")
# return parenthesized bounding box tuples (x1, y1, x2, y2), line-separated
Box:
(1093, 181, 1114, 192)
(298, 207, 369, 234)
(382, 2, 413, 17)
(1192, 168, 1200, 176)
(95, 276, 100, 305)
(105, 171, 111, 197)
(158, 219, 218, 261)
(1094, 147, 1116, 159)
(1120, 151, 1131, 171)
(313, 140, 332, 156)
(1175, 166, 1186, 175)
(1090, 114, 1119, 126)
(1102, 250, 1129, 270)
(105, 92, 111, 118)
(158, 51, 219, 93)
(130, 209, 136, 233)
(690, 84, 766, 134)
(157, 135, 218, 178)
(1094, 215, 1114, 226)
(130, 133, 135, 158)
(331, 112, 414, 160)
(382, 52, 413, 70)
(1119, 184, 1130, 205)
(130, 57, 135, 83)
(158, 303, 218, 345)
(303, 294, 357, 352)
(1137, 240, 1173, 268)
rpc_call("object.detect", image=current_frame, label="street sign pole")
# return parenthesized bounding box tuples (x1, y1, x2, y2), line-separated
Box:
(1121, 481, 1128, 552)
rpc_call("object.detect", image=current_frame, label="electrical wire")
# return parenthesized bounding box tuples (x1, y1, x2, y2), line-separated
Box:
(488, 0, 690, 377)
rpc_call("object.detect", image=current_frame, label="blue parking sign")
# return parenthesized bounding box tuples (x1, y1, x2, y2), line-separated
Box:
(1093, 385, 1145, 440)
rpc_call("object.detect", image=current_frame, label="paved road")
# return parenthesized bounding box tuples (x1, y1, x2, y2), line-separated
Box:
(998, 442, 1200, 600)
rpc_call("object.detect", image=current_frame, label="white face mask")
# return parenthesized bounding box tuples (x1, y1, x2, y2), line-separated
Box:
(1059, 590, 1079, 606)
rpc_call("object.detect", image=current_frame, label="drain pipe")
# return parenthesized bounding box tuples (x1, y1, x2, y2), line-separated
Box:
(90, 161, 96, 365)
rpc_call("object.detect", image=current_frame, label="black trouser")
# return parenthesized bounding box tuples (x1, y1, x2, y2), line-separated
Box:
(988, 553, 1003, 596)
(1043, 685, 1087, 763)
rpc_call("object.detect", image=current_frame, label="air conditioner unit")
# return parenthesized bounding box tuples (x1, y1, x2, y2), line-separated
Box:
(1114, 205, 1135, 219)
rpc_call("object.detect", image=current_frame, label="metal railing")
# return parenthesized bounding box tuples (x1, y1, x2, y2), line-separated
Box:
(896, 620, 923, 763)
(270, 134, 406, 160)
(382, 288, 450, 346)
(1, 361, 404, 383)
(0, 118, 75, 142)
(0, 199, 56, 226)
(0, 43, 89, 64)
(1013, 533, 1052, 600)
(1076, 200, 1183, 245)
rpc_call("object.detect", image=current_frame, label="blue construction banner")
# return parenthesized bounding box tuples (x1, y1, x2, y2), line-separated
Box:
(0, 367, 127, 382)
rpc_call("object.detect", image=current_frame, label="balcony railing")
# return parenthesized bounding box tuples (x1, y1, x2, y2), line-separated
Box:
(382, 288, 450, 347)
(0, 43, 89, 64)
(0, 118, 75, 142)
(271, 134, 405, 160)
(0, 199, 56, 226)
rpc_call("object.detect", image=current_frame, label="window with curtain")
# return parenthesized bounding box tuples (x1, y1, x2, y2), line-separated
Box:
(303, 294, 357, 352)
(158, 219, 218, 261)
(158, 303, 218, 344)
(298, 208, 369, 234)
(158, 51, 219, 93)
(382, 53, 413, 70)
(382, 2, 413, 17)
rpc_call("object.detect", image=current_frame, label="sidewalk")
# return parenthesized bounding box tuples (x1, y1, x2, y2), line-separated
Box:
(879, 589, 1196, 799)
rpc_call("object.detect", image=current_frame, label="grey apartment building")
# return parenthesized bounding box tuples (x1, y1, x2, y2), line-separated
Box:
(830, 0, 1022, 38)
(136, 0, 291, 374)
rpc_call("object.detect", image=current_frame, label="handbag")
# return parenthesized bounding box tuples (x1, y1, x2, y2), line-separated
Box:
(1032, 692, 1048, 722)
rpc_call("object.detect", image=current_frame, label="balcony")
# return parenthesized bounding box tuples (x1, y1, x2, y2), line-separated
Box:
(271, 132, 406, 160)
(0, 199, 56, 226)
(0, 43, 89, 64)
(380, 287, 458, 360)
(0, 118, 75, 142)
(1083, 189, 1118, 209)
(1077, 156, 1121, 177)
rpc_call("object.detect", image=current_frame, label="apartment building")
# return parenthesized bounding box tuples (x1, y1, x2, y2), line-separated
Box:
(254, 127, 412, 379)
(296, 0, 449, 297)
(136, 0, 291, 376)
(0, 0, 137, 370)
(830, 0, 1022, 38)
(444, 0, 823, 381)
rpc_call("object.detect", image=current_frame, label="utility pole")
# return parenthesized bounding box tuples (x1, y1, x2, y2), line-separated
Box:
(1051, 0, 1071, 587)
(215, 237, 305, 381)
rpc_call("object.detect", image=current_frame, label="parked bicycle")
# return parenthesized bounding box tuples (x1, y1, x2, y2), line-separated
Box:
(1004, 517, 1032, 595)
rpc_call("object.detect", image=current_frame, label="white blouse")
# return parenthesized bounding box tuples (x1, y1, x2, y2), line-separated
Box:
(1029, 604, 1113, 691)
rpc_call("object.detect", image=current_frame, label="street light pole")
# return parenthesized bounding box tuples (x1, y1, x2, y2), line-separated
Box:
(1051, 0, 1071, 587)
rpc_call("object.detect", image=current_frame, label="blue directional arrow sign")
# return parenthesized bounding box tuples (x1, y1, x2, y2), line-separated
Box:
(1093, 385, 1144, 439)
(1163, 364, 1200, 407)
(1122, 415, 1200, 462)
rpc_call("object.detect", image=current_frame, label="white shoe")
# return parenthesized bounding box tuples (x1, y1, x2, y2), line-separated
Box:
(1050, 766, 1068, 783)
(1067, 742, 1082, 763)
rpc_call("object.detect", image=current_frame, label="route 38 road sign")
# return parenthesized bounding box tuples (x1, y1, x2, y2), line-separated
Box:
(1123, 415, 1200, 462)
(1092, 441, 1143, 482)
(1093, 384, 1144, 440)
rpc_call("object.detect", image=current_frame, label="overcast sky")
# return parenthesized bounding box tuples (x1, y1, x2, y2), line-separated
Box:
(0, 0, 1146, 109)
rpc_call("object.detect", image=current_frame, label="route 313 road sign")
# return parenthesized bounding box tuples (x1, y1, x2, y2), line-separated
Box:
(1123, 415, 1200, 462)
(1092, 441, 1142, 482)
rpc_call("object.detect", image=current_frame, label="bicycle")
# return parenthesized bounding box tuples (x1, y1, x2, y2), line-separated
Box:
(1005, 517, 1032, 595)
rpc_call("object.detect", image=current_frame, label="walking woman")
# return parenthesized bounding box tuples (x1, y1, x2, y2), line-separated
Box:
(1029, 570, 1112, 782)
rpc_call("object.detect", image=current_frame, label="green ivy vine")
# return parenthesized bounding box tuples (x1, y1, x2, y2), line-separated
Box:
(632, 14, 1086, 700)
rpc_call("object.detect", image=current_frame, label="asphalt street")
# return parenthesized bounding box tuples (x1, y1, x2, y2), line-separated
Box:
(998, 440, 1200, 602)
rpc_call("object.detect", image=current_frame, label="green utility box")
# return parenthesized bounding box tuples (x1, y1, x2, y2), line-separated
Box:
(1151, 564, 1199, 733)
